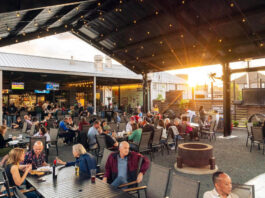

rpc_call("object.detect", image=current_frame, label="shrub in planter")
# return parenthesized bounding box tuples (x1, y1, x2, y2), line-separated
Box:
(233, 120, 239, 127)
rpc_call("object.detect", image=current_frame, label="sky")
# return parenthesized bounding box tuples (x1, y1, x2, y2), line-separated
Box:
(0, 32, 264, 87)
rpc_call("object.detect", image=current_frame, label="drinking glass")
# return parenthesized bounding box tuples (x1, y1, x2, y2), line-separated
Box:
(90, 169, 96, 183)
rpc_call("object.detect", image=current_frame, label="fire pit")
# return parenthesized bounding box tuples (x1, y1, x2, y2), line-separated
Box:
(177, 143, 215, 170)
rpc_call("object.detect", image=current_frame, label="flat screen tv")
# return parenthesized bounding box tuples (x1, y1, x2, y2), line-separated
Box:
(11, 82, 24, 90)
(46, 82, 59, 90)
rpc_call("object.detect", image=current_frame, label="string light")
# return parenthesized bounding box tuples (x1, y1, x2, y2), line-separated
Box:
(133, 20, 136, 24)
(180, 34, 184, 38)
(129, 37, 133, 41)
(228, 49, 232, 52)
(230, 3, 234, 7)
(65, 24, 68, 28)
(16, 12, 20, 17)
(46, 28, 49, 32)
(119, 8, 122, 12)
(100, 33, 104, 37)
(169, 24, 173, 28)
(242, 18, 246, 23)
(98, 2, 101, 6)
(48, 9, 52, 13)
(260, 43, 264, 47)
(193, 44, 196, 48)
(22, 32, 26, 36)
(218, 39, 222, 43)
(136, 57, 139, 60)
(76, 6, 79, 10)
(120, 0, 123, 3)
(115, 8, 119, 12)
(124, 49, 128, 53)
(7, 26, 11, 31)
(140, 46, 144, 49)
(162, 61, 165, 64)
(160, 41, 163, 45)
(15, 39, 18, 43)
(146, 31, 150, 35)
(0, 37, 2, 40)
(152, 54, 155, 57)
(113, 42, 116, 46)
(155, 11, 159, 15)
(182, 1, 185, 4)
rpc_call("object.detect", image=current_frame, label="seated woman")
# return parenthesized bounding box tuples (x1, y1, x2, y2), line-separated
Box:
(34, 127, 51, 142)
(180, 116, 199, 140)
(56, 144, 97, 177)
(11, 116, 23, 129)
(0, 125, 16, 166)
(4, 148, 39, 198)
(128, 123, 142, 151)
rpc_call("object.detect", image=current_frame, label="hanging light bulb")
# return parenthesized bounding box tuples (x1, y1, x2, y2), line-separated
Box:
(16, 12, 20, 17)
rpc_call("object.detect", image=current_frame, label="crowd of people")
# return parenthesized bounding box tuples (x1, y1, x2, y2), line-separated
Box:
(0, 101, 242, 198)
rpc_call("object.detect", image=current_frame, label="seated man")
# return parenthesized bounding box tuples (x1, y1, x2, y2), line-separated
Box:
(11, 116, 23, 129)
(87, 120, 102, 149)
(23, 141, 48, 170)
(203, 171, 238, 198)
(100, 125, 118, 150)
(103, 141, 150, 188)
(24, 115, 32, 130)
(59, 117, 75, 144)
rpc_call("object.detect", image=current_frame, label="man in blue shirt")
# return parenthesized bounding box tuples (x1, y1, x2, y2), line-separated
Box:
(87, 120, 101, 149)
(59, 117, 75, 144)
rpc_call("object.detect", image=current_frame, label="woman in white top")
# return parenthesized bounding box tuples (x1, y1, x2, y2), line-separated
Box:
(156, 119, 167, 143)
(34, 127, 51, 142)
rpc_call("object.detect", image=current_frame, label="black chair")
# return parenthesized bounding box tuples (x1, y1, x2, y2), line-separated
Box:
(232, 183, 255, 198)
(109, 122, 118, 132)
(96, 135, 108, 159)
(151, 128, 163, 155)
(49, 128, 59, 156)
(124, 163, 171, 198)
(137, 131, 152, 161)
(96, 148, 113, 178)
(118, 123, 126, 132)
(81, 125, 90, 133)
(250, 126, 265, 154)
(167, 172, 200, 198)
(21, 122, 27, 133)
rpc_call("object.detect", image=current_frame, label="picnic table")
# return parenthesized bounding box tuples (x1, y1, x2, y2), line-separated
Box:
(26, 166, 132, 198)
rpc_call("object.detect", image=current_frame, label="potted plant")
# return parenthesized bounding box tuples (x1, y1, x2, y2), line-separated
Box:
(233, 120, 239, 127)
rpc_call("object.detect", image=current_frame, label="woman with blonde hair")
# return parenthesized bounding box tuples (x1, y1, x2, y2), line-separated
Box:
(4, 148, 39, 197)
(56, 144, 97, 177)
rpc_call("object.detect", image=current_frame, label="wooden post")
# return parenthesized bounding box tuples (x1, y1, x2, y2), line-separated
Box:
(0, 70, 2, 125)
(93, 76, 96, 115)
(142, 73, 148, 113)
(223, 63, 231, 136)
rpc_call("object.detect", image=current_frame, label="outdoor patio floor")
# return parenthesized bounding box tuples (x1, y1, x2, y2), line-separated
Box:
(7, 128, 265, 198)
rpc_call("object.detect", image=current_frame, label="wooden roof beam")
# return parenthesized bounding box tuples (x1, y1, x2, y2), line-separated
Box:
(8, 9, 43, 37)
(0, 0, 93, 14)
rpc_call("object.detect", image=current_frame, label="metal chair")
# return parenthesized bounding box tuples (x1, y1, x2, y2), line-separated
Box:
(21, 122, 27, 133)
(201, 120, 216, 141)
(96, 148, 113, 178)
(49, 128, 59, 156)
(232, 183, 255, 198)
(167, 172, 200, 198)
(108, 122, 118, 132)
(81, 125, 90, 133)
(250, 127, 265, 154)
(165, 127, 177, 154)
(137, 131, 152, 161)
(29, 125, 35, 136)
(246, 122, 253, 147)
(151, 128, 163, 155)
(118, 122, 126, 132)
(124, 163, 171, 198)
(95, 135, 108, 162)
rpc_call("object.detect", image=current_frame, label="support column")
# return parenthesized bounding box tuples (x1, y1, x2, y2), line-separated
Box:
(0, 70, 2, 125)
(118, 85, 121, 109)
(93, 76, 96, 115)
(142, 73, 148, 113)
(211, 82, 214, 104)
(223, 63, 231, 136)
(148, 80, 152, 112)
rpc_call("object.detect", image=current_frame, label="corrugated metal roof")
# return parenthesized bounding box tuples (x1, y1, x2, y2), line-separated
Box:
(0, 52, 142, 79)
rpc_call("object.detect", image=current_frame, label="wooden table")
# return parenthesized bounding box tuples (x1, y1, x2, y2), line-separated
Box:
(26, 166, 132, 198)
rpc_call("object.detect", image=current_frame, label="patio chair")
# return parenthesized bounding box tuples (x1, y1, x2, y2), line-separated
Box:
(201, 120, 216, 141)
(0, 168, 33, 198)
(46, 119, 55, 130)
(57, 115, 64, 122)
(165, 127, 177, 154)
(166, 172, 200, 198)
(21, 122, 27, 133)
(49, 128, 59, 156)
(96, 148, 112, 178)
(136, 131, 152, 161)
(81, 125, 90, 133)
(250, 127, 265, 154)
(246, 122, 253, 147)
(118, 122, 126, 132)
(109, 122, 118, 132)
(232, 183, 255, 198)
(123, 163, 171, 198)
(96, 135, 108, 157)
(151, 128, 163, 155)
(28, 125, 35, 136)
